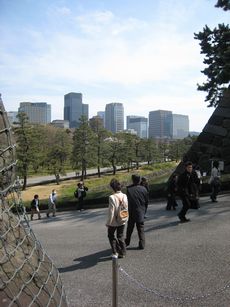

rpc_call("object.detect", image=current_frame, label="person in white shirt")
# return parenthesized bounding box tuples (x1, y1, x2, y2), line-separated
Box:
(47, 189, 57, 217)
(209, 161, 221, 202)
(106, 179, 128, 258)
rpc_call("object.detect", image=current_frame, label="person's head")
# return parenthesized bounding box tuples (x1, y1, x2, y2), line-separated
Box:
(52, 189, 56, 195)
(185, 161, 193, 173)
(213, 160, 219, 168)
(110, 178, 122, 192)
(34, 194, 39, 199)
(132, 174, 140, 185)
(141, 177, 147, 184)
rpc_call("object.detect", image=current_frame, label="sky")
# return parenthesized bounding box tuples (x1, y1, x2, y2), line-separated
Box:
(0, 0, 229, 132)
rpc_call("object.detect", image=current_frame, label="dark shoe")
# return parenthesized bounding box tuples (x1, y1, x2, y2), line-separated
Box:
(180, 218, 190, 223)
(46, 214, 50, 218)
(125, 239, 129, 247)
(118, 254, 125, 259)
(173, 207, 176, 210)
(138, 245, 145, 250)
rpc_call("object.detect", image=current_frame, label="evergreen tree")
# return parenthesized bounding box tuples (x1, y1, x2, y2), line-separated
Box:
(13, 112, 33, 190)
(46, 128, 72, 184)
(194, 1, 230, 107)
(72, 116, 96, 180)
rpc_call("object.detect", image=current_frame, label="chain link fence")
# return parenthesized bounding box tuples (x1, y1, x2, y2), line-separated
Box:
(0, 96, 68, 307)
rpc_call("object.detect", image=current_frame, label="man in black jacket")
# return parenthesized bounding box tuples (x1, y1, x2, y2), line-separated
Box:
(177, 161, 200, 223)
(125, 174, 149, 249)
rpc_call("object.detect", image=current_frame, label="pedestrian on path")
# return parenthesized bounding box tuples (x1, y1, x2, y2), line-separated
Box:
(125, 174, 148, 250)
(166, 173, 178, 211)
(177, 161, 200, 223)
(75, 181, 88, 211)
(30, 194, 41, 220)
(47, 189, 57, 217)
(106, 178, 128, 258)
(209, 160, 221, 202)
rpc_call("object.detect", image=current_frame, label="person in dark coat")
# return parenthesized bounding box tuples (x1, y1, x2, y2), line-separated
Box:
(166, 173, 178, 210)
(140, 176, 149, 218)
(30, 194, 41, 220)
(177, 161, 200, 223)
(125, 174, 149, 250)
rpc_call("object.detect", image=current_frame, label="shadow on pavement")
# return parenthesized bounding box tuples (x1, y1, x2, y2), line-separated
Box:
(58, 249, 111, 273)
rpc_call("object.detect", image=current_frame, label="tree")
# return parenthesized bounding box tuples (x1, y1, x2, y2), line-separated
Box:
(90, 116, 109, 177)
(13, 112, 34, 190)
(46, 128, 72, 184)
(194, 2, 230, 107)
(215, 0, 230, 11)
(72, 116, 96, 180)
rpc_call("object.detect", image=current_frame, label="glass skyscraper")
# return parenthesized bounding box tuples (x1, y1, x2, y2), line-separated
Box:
(105, 103, 124, 133)
(126, 116, 148, 138)
(64, 92, 88, 128)
(148, 110, 173, 139)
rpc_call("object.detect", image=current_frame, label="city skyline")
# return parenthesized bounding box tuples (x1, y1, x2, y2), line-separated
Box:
(1, 0, 228, 132)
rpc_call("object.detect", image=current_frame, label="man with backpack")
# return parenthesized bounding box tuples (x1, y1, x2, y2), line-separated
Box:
(125, 174, 149, 250)
(75, 181, 88, 211)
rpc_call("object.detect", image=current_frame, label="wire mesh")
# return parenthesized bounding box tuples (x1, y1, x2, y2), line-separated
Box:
(0, 95, 68, 307)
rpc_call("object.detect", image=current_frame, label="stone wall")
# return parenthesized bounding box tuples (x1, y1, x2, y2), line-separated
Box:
(177, 88, 230, 175)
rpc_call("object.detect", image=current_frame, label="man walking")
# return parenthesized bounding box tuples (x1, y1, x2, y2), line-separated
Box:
(125, 174, 149, 250)
(177, 161, 200, 223)
(47, 189, 57, 218)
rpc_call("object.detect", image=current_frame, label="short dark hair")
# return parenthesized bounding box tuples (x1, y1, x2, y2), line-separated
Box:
(110, 178, 122, 192)
(213, 160, 219, 168)
(34, 194, 39, 199)
(132, 174, 140, 185)
(185, 161, 193, 167)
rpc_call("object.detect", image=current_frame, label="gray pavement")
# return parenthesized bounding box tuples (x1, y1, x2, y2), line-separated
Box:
(30, 193, 230, 307)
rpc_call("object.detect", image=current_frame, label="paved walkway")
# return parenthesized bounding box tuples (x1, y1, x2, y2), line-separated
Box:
(30, 193, 230, 307)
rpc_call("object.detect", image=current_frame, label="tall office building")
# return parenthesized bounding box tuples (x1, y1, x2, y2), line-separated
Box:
(18, 102, 51, 124)
(7, 111, 18, 125)
(97, 111, 105, 127)
(149, 110, 173, 139)
(105, 103, 124, 133)
(64, 92, 88, 128)
(126, 116, 148, 138)
(172, 114, 189, 139)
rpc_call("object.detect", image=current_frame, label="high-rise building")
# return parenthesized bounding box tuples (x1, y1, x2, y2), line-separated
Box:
(18, 102, 51, 124)
(97, 111, 105, 127)
(105, 103, 124, 133)
(7, 111, 18, 125)
(126, 116, 148, 138)
(172, 114, 189, 139)
(149, 110, 172, 139)
(64, 92, 88, 128)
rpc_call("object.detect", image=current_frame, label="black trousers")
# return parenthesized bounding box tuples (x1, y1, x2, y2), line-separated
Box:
(126, 219, 145, 249)
(78, 197, 84, 210)
(211, 183, 219, 201)
(107, 225, 126, 256)
(178, 196, 190, 219)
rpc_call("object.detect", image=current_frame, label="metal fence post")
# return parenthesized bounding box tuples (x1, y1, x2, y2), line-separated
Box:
(112, 254, 118, 307)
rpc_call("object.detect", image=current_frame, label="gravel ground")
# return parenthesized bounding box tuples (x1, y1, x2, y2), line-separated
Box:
(30, 193, 230, 307)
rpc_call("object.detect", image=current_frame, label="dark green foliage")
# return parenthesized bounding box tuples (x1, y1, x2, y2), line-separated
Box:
(194, 2, 230, 107)
(215, 0, 230, 11)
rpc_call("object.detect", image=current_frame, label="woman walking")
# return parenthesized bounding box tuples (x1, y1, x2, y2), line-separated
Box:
(106, 179, 128, 258)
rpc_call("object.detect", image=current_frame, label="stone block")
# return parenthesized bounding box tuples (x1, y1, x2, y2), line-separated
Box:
(203, 124, 227, 137)
(214, 107, 230, 119)
(223, 119, 230, 129)
(213, 136, 223, 147)
(223, 138, 230, 147)
(208, 115, 223, 126)
(197, 132, 214, 144)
